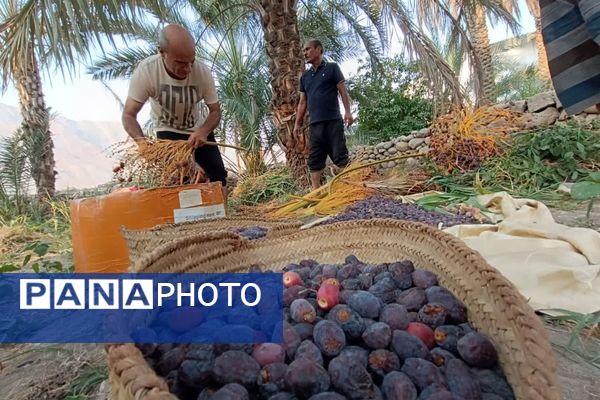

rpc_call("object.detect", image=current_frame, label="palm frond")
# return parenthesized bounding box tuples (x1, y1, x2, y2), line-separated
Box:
(379, 0, 466, 109)
(328, 3, 383, 65)
(204, 30, 275, 157)
(0, 0, 147, 90)
(0, 130, 32, 206)
(297, 5, 362, 62)
(350, 0, 390, 52)
(138, 0, 189, 26)
(187, 0, 259, 40)
(414, 0, 454, 33)
(88, 45, 156, 80)
(477, 0, 521, 34)
(296, 0, 387, 64)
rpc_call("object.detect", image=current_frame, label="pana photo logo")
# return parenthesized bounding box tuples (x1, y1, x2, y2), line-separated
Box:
(0, 273, 283, 344)
(20, 278, 261, 310)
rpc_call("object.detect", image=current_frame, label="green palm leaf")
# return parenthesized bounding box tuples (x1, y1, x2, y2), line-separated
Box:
(0, 131, 32, 213)
(88, 45, 156, 80)
(0, 0, 149, 89)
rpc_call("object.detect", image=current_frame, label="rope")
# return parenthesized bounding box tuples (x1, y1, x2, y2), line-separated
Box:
(204, 141, 249, 152)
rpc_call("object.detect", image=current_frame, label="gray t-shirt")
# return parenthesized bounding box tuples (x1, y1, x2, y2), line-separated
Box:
(128, 54, 219, 134)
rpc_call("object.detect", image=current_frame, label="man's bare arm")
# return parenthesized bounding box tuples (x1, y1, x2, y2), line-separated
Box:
(122, 97, 146, 143)
(293, 92, 307, 133)
(337, 81, 354, 127)
(188, 102, 221, 148)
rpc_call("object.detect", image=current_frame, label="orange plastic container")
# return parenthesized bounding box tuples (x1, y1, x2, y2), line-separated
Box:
(70, 183, 225, 273)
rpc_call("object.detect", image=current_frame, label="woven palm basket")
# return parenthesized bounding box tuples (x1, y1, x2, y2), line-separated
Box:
(107, 219, 560, 400)
(122, 216, 301, 270)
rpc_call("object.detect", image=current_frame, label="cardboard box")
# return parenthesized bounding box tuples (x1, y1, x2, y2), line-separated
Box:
(70, 183, 225, 273)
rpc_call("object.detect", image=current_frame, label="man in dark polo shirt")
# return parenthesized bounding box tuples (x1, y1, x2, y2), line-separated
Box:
(293, 39, 354, 190)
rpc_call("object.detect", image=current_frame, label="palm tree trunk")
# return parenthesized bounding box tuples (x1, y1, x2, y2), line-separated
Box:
(259, 0, 310, 187)
(530, 3, 551, 84)
(12, 48, 56, 201)
(534, 21, 551, 85)
(465, 4, 496, 105)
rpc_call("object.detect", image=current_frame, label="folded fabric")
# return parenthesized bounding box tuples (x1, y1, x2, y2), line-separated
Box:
(444, 192, 600, 314)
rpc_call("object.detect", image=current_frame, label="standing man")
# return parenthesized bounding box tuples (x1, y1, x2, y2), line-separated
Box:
(293, 39, 354, 190)
(122, 24, 228, 200)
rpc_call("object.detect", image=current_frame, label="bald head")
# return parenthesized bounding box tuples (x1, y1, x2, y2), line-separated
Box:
(158, 24, 195, 54)
(158, 25, 196, 80)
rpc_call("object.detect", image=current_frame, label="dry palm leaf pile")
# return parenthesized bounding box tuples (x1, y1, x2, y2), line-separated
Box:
(272, 153, 427, 218)
(363, 166, 433, 195)
(429, 106, 524, 173)
(271, 162, 376, 218)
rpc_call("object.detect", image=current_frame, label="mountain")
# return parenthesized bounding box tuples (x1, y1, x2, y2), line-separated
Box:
(0, 103, 127, 190)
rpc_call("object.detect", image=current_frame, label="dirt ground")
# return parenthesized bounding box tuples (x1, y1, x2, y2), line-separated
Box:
(546, 203, 600, 399)
(0, 204, 598, 400)
(547, 326, 600, 400)
(550, 201, 600, 231)
(0, 343, 106, 399)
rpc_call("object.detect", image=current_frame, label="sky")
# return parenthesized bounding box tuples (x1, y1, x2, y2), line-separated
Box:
(1, 3, 536, 124)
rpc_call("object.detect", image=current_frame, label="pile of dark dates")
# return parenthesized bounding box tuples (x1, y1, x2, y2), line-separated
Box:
(325, 196, 483, 228)
(137, 256, 514, 400)
(229, 226, 269, 240)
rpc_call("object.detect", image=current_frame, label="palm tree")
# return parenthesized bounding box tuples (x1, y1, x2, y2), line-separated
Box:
(0, 131, 31, 215)
(464, 2, 496, 104)
(256, 1, 308, 183)
(210, 31, 274, 176)
(0, 1, 145, 202)
(414, 0, 519, 105)
(196, 0, 466, 184)
(1, 0, 56, 200)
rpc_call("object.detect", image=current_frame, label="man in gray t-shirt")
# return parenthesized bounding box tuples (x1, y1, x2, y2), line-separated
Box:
(122, 24, 227, 196)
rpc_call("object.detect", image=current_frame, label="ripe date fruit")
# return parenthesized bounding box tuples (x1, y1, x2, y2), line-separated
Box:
(144, 253, 514, 400)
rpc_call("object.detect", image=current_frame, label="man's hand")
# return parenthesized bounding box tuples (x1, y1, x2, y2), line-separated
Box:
(344, 112, 354, 127)
(134, 137, 150, 156)
(134, 137, 151, 162)
(293, 124, 302, 137)
(188, 130, 210, 149)
(134, 136, 149, 147)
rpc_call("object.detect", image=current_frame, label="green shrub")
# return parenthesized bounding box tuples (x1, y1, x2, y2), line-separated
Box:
(0, 240, 67, 273)
(347, 56, 433, 145)
(482, 123, 600, 191)
(231, 168, 298, 206)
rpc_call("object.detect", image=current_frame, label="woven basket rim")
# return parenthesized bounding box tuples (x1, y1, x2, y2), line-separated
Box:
(122, 216, 302, 271)
(109, 218, 559, 400)
(123, 215, 302, 235)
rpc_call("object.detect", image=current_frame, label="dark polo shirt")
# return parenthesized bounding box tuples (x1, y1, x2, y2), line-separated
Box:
(299, 61, 345, 124)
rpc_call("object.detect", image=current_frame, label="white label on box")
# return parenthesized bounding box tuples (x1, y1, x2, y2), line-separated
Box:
(178, 189, 203, 208)
(173, 204, 225, 223)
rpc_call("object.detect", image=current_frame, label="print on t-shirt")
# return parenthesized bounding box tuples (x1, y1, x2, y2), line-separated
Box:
(158, 84, 199, 130)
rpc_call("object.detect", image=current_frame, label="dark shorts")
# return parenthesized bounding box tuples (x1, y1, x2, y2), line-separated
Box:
(308, 119, 349, 172)
(156, 131, 227, 186)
